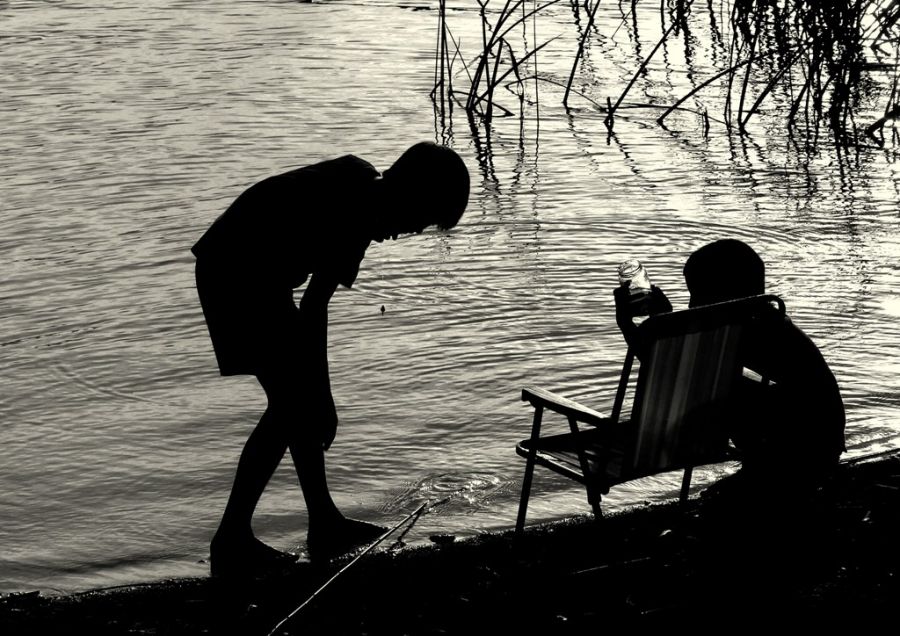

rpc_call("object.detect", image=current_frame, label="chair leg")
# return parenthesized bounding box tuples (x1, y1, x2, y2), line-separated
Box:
(516, 406, 544, 536)
(587, 481, 604, 520)
(515, 454, 536, 535)
(679, 467, 693, 504)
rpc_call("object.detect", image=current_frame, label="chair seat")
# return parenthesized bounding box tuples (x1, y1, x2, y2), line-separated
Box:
(516, 425, 629, 492)
(517, 423, 737, 492)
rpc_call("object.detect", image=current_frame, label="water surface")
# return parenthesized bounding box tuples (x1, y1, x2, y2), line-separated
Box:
(2, 0, 899, 593)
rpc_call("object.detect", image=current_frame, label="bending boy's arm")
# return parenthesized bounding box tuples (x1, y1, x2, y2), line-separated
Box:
(305, 224, 369, 289)
(301, 271, 340, 307)
(296, 272, 341, 450)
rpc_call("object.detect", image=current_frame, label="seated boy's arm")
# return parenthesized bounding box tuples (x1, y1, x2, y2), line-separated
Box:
(613, 284, 672, 356)
(614, 286, 641, 350)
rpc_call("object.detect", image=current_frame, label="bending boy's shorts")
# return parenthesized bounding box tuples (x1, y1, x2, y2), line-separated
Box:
(195, 258, 301, 377)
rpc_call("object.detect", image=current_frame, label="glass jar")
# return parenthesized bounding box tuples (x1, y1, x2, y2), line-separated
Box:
(618, 259, 652, 295)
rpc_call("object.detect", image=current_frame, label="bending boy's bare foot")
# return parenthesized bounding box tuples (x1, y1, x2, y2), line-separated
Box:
(306, 517, 387, 561)
(210, 533, 299, 578)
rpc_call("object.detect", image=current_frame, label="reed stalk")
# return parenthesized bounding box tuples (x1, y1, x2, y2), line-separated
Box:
(657, 51, 773, 125)
(736, 27, 760, 133)
(563, 0, 603, 107)
(741, 44, 807, 129)
(471, 37, 559, 108)
(605, 18, 679, 128)
(433, 0, 900, 144)
(464, 0, 561, 119)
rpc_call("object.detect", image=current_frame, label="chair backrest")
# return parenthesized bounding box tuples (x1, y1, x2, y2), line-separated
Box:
(611, 295, 785, 480)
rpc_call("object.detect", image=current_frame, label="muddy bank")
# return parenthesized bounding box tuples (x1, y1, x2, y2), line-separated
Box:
(3, 452, 899, 634)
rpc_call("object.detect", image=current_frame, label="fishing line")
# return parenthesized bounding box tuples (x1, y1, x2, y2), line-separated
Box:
(265, 496, 453, 636)
(387, 494, 454, 550)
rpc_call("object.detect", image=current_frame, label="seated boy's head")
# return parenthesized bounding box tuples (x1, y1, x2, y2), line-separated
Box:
(684, 239, 765, 307)
(375, 143, 470, 241)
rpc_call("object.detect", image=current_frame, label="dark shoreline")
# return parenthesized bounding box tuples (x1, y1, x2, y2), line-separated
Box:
(3, 451, 899, 633)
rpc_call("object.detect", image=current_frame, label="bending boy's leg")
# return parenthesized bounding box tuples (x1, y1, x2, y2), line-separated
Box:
(276, 389, 385, 556)
(210, 406, 301, 575)
(287, 434, 342, 529)
(214, 407, 288, 542)
(257, 366, 342, 523)
(286, 410, 386, 557)
(210, 368, 338, 543)
(213, 402, 344, 537)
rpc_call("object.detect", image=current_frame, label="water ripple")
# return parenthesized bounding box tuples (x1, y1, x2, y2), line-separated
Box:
(2, 0, 899, 594)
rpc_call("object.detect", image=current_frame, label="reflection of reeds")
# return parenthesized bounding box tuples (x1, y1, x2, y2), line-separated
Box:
(662, 0, 900, 142)
(433, 0, 900, 145)
(697, 0, 900, 143)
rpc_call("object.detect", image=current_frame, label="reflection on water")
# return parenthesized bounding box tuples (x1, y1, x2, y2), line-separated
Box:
(2, 0, 899, 593)
(380, 472, 514, 516)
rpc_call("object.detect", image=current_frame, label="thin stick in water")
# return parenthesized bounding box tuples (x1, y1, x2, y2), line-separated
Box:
(266, 501, 430, 636)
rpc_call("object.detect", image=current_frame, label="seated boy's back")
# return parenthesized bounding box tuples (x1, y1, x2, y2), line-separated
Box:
(684, 239, 845, 482)
(734, 307, 845, 477)
(616, 239, 846, 485)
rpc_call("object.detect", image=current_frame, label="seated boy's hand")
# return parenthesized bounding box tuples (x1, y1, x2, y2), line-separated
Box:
(614, 284, 672, 320)
(647, 285, 673, 316)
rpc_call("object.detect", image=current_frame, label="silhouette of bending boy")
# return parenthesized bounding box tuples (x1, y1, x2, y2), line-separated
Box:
(193, 143, 469, 574)
(615, 239, 845, 485)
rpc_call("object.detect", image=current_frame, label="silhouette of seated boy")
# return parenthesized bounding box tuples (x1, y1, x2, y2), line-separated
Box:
(614, 240, 846, 487)
(193, 143, 470, 575)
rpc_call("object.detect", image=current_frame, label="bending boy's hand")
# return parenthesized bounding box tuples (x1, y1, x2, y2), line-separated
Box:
(307, 389, 338, 451)
(320, 416, 337, 451)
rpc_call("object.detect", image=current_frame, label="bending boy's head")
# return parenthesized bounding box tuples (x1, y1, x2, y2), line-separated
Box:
(374, 143, 470, 240)
(684, 239, 765, 307)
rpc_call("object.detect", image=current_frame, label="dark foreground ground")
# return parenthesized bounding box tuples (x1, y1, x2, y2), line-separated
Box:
(3, 452, 900, 634)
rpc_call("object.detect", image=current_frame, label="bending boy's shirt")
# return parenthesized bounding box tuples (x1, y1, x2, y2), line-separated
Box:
(191, 155, 379, 289)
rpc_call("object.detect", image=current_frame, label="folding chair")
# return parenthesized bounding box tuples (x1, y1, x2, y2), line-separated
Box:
(515, 294, 785, 533)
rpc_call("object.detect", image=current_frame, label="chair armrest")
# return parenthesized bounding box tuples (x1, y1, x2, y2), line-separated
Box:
(521, 387, 608, 427)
